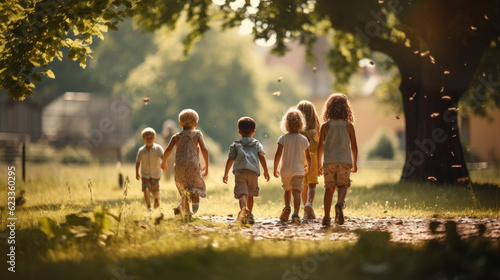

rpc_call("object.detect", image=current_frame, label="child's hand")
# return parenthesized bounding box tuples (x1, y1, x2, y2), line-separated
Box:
(304, 166, 310, 176)
(222, 174, 229, 184)
(274, 170, 280, 178)
(351, 165, 357, 173)
(136, 174, 140, 180)
(201, 166, 208, 176)
(160, 161, 167, 170)
(263, 171, 270, 182)
(318, 166, 323, 176)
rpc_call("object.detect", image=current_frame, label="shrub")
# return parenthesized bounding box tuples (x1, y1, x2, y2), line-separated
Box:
(368, 133, 395, 160)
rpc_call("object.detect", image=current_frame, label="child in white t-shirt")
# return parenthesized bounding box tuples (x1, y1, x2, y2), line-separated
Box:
(274, 108, 311, 224)
(136, 127, 164, 211)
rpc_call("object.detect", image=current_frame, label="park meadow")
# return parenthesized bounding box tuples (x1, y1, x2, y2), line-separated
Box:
(1, 162, 499, 280)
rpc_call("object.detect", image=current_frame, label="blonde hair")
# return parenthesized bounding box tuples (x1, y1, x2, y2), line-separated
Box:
(141, 127, 156, 138)
(280, 108, 305, 134)
(322, 93, 355, 124)
(178, 109, 199, 128)
(297, 100, 320, 131)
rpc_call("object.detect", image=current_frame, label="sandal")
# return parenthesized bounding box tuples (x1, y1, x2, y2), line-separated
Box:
(280, 206, 291, 222)
(304, 205, 316, 219)
(246, 214, 255, 225)
(322, 217, 331, 227)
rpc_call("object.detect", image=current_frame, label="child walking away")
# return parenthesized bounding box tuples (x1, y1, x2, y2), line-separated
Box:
(318, 93, 358, 226)
(136, 127, 164, 211)
(274, 108, 312, 225)
(223, 117, 270, 225)
(161, 109, 209, 217)
(297, 100, 321, 220)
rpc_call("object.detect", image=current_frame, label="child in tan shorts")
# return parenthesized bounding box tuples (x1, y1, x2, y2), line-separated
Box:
(317, 93, 358, 226)
(136, 127, 164, 211)
(223, 117, 270, 225)
(274, 108, 311, 224)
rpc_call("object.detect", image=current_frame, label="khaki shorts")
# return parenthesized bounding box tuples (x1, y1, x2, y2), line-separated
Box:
(323, 163, 352, 188)
(142, 178, 160, 195)
(234, 169, 260, 198)
(304, 152, 319, 185)
(281, 175, 304, 192)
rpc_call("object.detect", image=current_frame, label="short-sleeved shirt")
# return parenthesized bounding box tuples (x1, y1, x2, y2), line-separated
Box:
(228, 137, 265, 176)
(136, 143, 164, 179)
(277, 133, 309, 177)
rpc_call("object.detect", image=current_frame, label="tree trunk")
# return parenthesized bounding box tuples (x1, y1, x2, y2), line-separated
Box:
(399, 79, 470, 184)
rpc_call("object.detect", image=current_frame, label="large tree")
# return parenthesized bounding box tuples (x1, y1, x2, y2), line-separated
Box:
(1, 0, 499, 183)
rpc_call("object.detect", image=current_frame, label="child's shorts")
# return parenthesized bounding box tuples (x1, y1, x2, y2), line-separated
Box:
(142, 178, 160, 195)
(323, 163, 352, 188)
(281, 175, 304, 192)
(304, 152, 319, 185)
(234, 169, 260, 198)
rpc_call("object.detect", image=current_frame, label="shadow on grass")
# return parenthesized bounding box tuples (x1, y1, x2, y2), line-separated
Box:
(5, 221, 500, 280)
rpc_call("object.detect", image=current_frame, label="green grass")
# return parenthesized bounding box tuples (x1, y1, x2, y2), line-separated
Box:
(1, 162, 499, 280)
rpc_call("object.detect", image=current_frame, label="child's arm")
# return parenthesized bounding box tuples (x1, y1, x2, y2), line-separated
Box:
(198, 132, 209, 176)
(304, 147, 312, 176)
(222, 158, 235, 184)
(161, 136, 178, 170)
(273, 143, 283, 178)
(135, 161, 141, 180)
(346, 123, 358, 173)
(317, 123, 328, 176)
(258, 152, 270, 182)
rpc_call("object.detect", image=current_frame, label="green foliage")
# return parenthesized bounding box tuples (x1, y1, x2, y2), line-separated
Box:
(28, 18, 156, 103)
(38, 206, 117, 244)
(118, 24, 306, 150)
(367, 133, 395, 160)
(0, 0, 142, 100)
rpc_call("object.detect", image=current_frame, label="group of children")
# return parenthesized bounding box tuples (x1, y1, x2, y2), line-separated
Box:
(135, 93, 358, 226)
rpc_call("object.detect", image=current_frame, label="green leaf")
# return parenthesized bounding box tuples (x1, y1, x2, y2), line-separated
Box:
(38, 217, 57, 239)
(44, 69, 55, 79)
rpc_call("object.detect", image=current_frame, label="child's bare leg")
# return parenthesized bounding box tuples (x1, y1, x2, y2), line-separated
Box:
(292, 189, 301, 215)
(284, 190, 291, 207)
(151, 181, 160, 209)
(191, 193, 200, 213)
(337, 186, 347, 207)
(324, 187, 335, 218)
(246, 196, 254, 214)
(183, 195, 190, 213)
(306, 184, 316, 205)
(152, 191, 160, 208)
(143, 188, 151, 209)
(301, 182, 309, 205)
(238, 194, 248, 210)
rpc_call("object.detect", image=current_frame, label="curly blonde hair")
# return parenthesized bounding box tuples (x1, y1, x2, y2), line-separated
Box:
(280, 108, 305, 134)
(297, 100, 320, 131)
(322, 93, 355, 124)
(178, 109, 199, 129)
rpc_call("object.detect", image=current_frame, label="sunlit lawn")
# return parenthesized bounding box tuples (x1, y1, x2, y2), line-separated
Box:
(0, 162, 499, 280)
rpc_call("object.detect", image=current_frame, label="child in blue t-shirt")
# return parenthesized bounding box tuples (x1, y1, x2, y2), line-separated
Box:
(223, 117, 270, 225)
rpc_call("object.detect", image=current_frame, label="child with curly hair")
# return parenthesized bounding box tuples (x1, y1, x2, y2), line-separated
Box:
(161, 109, 209, 216)
(297, 100, 321, 220)
(318, 93, 358, 226)
(274, 108, 312, 224)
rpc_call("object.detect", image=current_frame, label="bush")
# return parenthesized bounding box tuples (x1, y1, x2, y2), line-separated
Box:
(56, 146, 94, 165)
(368, 133, 395, 160)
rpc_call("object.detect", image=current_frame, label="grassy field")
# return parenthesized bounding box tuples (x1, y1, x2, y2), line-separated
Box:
(1, 162, 499, 280)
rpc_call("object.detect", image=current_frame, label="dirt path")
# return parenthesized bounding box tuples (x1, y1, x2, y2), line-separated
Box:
(194, 216, 500, 243)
